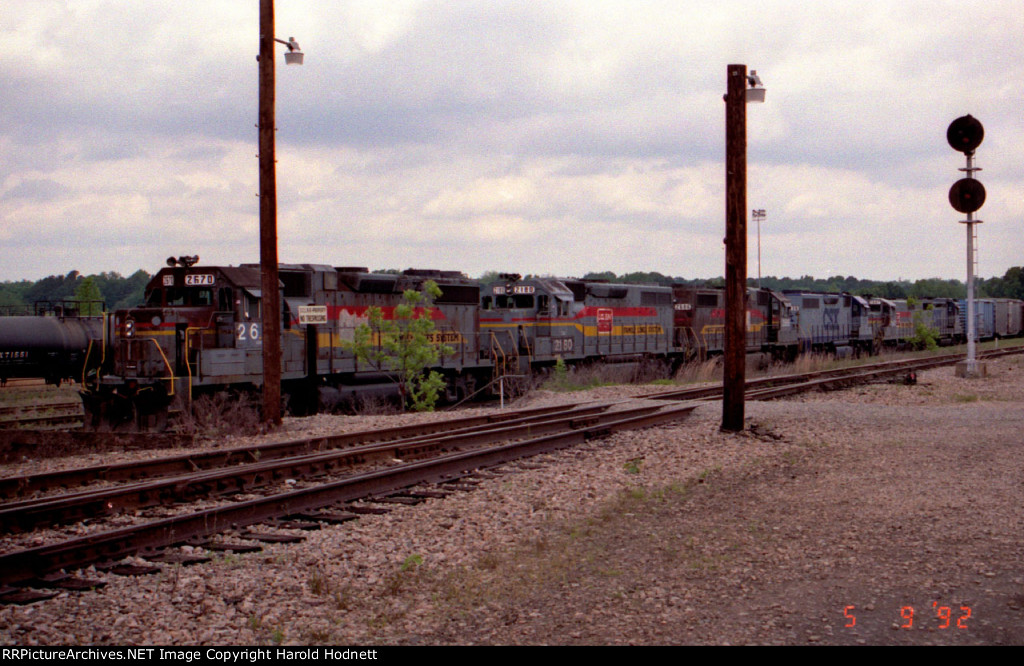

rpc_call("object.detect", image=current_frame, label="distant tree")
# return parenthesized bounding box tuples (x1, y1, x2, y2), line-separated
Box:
(73, 277, 104, 315)
(25, 271, 80, 304)
(112, 270, 151, 309)
(621, 271, 672, 286)
(581, 271, 617, 282)
(0, 280, 32, 310)
(873, 281, 908, 299)
(477, 271, 505, 286)
(983, 266, 1024, 299)
(908, 278, 965, 300)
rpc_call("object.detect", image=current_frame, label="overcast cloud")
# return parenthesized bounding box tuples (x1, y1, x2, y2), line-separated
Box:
(2, 0, 1022, 283)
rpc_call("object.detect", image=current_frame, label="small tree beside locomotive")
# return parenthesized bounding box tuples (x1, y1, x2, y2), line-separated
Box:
(347, 279, 454, 412)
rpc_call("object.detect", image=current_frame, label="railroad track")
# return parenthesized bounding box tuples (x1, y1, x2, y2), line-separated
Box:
(0, 401, 84, 430)
(2, 346, 1021, 604)
(0, 402, 674, 532)
(0, 400, 696, 601)
(0, 402, 594, 499)
(641, 346, 1024, 403)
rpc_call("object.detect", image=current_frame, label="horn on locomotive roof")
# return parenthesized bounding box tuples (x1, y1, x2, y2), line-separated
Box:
(166, 255, 200, 268)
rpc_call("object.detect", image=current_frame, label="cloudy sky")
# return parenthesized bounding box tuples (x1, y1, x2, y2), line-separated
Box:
(2, 1, 1023, 284)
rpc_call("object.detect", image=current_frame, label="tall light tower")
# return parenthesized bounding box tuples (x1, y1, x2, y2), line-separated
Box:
(752, 209, 766, 289)
(258, 0, 303, 425)
(722, 65, 765, 432)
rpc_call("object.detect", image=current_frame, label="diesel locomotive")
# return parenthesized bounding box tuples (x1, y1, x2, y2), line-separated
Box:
(5, 257, 1019, 430)
(63, 261, 802, 429)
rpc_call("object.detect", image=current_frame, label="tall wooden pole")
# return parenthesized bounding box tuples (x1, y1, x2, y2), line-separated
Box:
(722, 64, 748, 432)
(259, 0, 282, 426)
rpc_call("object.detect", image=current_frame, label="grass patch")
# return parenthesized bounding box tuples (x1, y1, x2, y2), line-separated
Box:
(542, 358, 672, 392)
(428, 470, 725, 622)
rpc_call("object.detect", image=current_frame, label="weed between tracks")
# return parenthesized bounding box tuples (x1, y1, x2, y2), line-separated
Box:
(172, 392, 263, 437)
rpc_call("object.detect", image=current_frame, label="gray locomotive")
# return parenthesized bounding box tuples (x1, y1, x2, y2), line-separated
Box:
(9, 257, 1014, 431)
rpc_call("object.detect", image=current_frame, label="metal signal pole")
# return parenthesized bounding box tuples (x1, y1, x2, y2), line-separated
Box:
(946, 115, 986, 379)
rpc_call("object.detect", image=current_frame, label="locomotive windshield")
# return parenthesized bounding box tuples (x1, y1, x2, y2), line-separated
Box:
(146, 287, 215, 308)
(494, 293, 535, 309)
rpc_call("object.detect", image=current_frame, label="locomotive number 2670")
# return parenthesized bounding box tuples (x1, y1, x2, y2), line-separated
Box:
(236, 323, 261, 341)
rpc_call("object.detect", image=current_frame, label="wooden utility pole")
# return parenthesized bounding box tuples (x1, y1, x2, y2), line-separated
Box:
(722, 64, 748, 432)
(258, 0, 282, 426)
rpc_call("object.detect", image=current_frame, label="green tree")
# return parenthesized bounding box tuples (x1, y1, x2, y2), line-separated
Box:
(73, 276, 104, 316)
(349, 280, 454, 411)
(906, 297, 939, 350)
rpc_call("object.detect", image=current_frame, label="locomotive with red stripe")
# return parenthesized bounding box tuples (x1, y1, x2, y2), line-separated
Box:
(78, 261, 801, 429)
(80, 261, 484, 429)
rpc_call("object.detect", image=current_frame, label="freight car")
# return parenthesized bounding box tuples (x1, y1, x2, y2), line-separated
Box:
(992, 298, 1024, 337)
(0, 302, 104, 386)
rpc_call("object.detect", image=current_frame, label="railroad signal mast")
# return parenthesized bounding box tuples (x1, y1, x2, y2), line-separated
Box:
(946, 115, 987, 378)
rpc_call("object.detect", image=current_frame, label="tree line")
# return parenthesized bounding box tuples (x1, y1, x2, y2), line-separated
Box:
(0, 270, 151, 314)
(4, 265, 1024, 315)
(577, 268, 1024, 301)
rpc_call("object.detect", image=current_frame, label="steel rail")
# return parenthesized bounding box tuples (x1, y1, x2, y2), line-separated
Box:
(0, 403, 696, 586)
(0, 403, 662, 533)
(643, 346, 1024, 403)
(0, 402, 597, 500)
(745, 347, 1024, 400)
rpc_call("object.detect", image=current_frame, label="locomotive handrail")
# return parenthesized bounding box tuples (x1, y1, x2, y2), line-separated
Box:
(182, 313, 220, 401)
(488, 330, 520, 382)
(184, 327, 201, 402)
(143, 337, 177, 398)
(692, 327, 707, 361)
(79, 315, 109, 390)
(81, 340, 99, 390)
(445, 371, 528, 410)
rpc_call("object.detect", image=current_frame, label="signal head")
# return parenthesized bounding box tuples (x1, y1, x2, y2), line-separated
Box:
(947, 115, 984, 154)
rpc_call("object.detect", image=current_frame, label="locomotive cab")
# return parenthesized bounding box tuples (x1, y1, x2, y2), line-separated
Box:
(84, 264, 271, 429)
(480, 274, 580, 373)
(671, 285, 796, 359)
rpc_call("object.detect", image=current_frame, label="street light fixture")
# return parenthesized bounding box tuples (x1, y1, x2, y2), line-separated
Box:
(258, 0, 302, 426)
(745, 71, 766, 103)
(277, 37, 304, 65)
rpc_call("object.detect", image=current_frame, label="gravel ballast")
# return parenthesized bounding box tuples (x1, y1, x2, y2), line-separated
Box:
(1, 357, 1023, 645)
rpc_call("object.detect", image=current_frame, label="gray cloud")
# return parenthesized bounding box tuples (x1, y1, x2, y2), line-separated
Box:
(2, 0, 1023, 282)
